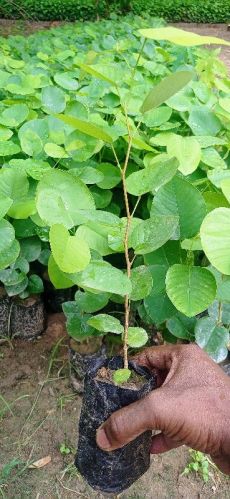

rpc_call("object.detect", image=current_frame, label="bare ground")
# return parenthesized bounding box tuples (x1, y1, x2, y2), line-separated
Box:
(0, 314, 229, 499)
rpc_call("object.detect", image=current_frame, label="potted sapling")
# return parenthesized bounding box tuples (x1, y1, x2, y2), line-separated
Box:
(0, 234, 45, 340)
(74, 61, 197, 495)
(62, 292, 109, 394)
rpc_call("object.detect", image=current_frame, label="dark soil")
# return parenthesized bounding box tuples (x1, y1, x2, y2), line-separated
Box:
(96, 366, 146, 389)
(0, 313, 229, 498)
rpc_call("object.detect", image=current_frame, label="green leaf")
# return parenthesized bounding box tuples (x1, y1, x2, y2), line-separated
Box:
(130, 215, 179, 255)
(188, 107, 221, 136)
(130, 266, 153, 301)
(0, 169, 28, 201)
(208, 170, 230, 188)
(38, 248, 50, 266)
(63, 302, 97, 342)
(127, 327, 148, 347)
(201, 148, 226, 170)
(20, 237, 41, 262)
(166, 265, 217, 317)
(76, 225, 112, 256)
(87, 314, 123, 334)
(181, 236, 202, 251)
(76, 210, 120, 236)
(124, 135, 155, 152)
(108, 217, 142, 252)
(167, 136, 201, 175)
(71, 166, 104, 184)
(44, 143, 68, 158)
(139, 27, 230, 47)
(75, 290, 109, 313)
(54, 72, 78, 90)
(0, 219, 15, 253)
(195, 317, 229, 363)
(151, 176, 206, 239)
(41, 86, 66, 114)
(6, 276, 28, 297)
(126, 156, 178, 196)
(144, 241, 185, 267)
(221, 178, 230, 203)
(148, 264, 168, 296)
(36, 170, 95, 228)
(78, 62, 116, 85)
(141, 106, 172, 127)
(50, 224, 91, 273)
(113, 369, 131, 385)
(0, 239, 20, 270)
(90, 186, 112, 209)
(140, 71, 194, 113)
(27, 274, 44, 295)
(0, 126, 13, 141)
(70, 260, 131, 296)
(203, 192, 229, 213)
(0, 141, 20, 156)
(56, 114, 113, 143)
(144, 291, 176, 324)
(48, 254, 73, 289)
(200, 208, 230, 275)
(18, 119, 48, 156)
(0, 104, 29, 127)
(0, 196, 13, 218)
(96, 163, 121, 189)
(166, 313, 196, 340)
(208, 300, 230, 325)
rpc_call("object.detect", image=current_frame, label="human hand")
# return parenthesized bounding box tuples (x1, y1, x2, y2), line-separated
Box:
(96, 344, 230, 475)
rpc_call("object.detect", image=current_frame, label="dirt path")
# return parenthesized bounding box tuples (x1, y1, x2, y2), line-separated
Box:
(0, 314, 229, 498)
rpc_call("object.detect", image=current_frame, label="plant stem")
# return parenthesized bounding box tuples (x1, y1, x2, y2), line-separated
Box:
(122, 115, 133, 369)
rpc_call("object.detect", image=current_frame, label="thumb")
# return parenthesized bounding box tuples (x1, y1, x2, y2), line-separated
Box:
(96, 388, 171, 451)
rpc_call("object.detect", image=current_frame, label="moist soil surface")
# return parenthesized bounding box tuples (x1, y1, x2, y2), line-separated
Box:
(0, 313, 230, 499)
(96, 366, 146, 389)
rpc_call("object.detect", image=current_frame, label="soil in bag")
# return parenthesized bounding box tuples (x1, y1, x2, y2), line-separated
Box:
(11, 295, 46, 340)
(0, 287, 11, 336)
(76, 355, 156, 494)
(69, 338, 107, 394)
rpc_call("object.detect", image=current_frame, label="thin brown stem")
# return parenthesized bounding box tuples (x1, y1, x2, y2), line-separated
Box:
(112, 145, 122, 172)
(131, 196, 141, 218)
(131, 38, 147, 82)
(122, 110, 134, 369)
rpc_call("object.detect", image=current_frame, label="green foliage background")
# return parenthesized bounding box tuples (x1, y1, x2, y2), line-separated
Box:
(0, 0, 229, 23)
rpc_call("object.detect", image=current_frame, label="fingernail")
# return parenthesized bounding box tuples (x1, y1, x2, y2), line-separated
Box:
(96, 426, 111, 451)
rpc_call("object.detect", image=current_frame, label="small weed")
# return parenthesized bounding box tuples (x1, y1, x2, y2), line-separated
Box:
(60, 461, 80, 481)
(57, 393, 75, 419)
(0, 394, 29, 420)
(59, 443, 74, 455)
(0, 457, 29, 497)
(182, 450, 216, 482)
(60, 443, 71, 455)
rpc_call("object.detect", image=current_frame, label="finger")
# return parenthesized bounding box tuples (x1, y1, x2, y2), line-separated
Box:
(96, 388, 171, 451)
(150, 433, 182, 454)
(133, 345, 176, 372)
